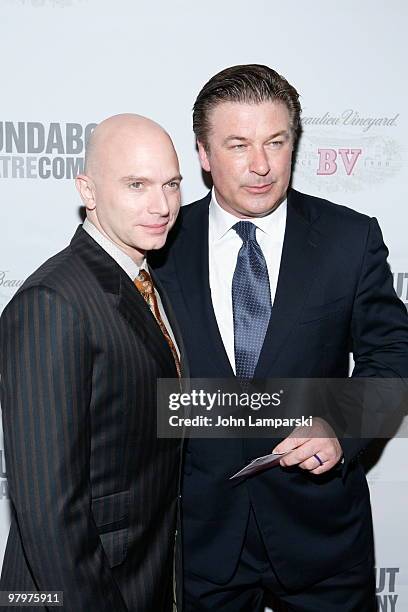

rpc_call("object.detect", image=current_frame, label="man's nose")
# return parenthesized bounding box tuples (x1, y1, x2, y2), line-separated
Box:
(249, 147, 270, 176)
(149, 188, 171, 216)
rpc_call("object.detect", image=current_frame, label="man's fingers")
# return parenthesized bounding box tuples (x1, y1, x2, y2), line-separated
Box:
(274, 425, 343, 473)
(279, 442, 316, 466)
(307, 460, 338, 475)
(273, 437, 308, 455)
(279, 439, 342, 470)
(298, 453, 329, 471)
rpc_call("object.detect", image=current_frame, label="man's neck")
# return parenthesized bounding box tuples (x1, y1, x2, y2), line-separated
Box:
(85, 216, 145, 266)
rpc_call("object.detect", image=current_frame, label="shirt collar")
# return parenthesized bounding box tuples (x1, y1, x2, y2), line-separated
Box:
(209, 188, 287, 242)
(82, 218, 147, 281)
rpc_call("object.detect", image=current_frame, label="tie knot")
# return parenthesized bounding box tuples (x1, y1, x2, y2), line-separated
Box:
(233, 221, 257, 243)
(134, 269, 154, 294)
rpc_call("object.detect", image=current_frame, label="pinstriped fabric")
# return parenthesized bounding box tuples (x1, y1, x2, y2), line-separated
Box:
(0, 227, 182, 611)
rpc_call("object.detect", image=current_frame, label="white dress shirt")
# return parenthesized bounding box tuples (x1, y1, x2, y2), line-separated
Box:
(83, 218, 179, 358)
(208, 191, 287, 373)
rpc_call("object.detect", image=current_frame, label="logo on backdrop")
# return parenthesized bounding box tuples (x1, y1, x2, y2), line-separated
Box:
(393, 273, 408, 312)
(376, 567, 400, 611)
(0, 121, 96, 179)
(0, 271, 25, 314)
(294, 109, 403, 193)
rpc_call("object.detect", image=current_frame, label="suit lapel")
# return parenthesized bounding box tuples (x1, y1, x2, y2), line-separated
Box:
(150, 270, 190, 378)
(175, 195, 235, 377)
(254, 190, 323, 378)
(117, 274, 178, 376)
(71, 226, 177, 375)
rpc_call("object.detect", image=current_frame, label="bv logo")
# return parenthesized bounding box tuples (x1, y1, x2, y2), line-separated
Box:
(317, 148, 362, 176)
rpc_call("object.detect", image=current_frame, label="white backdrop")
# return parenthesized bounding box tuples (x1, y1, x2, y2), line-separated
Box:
(0, 1, 407, 609)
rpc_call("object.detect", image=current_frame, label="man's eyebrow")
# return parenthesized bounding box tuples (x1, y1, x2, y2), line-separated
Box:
(121, 174, 183, 183)
(223, 136, 248, 144)
(265, 130, 290, 140)
(121, 175, 152, 183)
(166, 174, 183, 183)
(223, 130, 290, 144)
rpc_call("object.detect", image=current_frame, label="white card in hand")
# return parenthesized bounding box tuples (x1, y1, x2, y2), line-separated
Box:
(229, 451, 289, 480)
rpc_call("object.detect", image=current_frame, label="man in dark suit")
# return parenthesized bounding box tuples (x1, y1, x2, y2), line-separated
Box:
(151, 65, 408, 611)
(0, 113, 184, 611)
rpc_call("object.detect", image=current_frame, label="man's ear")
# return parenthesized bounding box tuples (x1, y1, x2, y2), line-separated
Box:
(75, 174, 96, 211)
(197, 141, 211, 173)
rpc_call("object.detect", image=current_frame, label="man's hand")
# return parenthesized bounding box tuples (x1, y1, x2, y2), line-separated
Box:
(272, 417, 343, 474)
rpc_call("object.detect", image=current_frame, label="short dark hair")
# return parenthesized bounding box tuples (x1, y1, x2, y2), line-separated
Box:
(193, 64, 301, 148)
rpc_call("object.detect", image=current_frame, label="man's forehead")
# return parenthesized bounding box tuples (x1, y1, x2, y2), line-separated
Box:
(100, 135, 178, 170)
(111, 157, 180, 183)
(208, 101, 290, 133)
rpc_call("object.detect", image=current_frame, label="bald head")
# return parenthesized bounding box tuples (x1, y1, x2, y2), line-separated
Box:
(76, 112, 181, 265)
(84, 113, 175, 179)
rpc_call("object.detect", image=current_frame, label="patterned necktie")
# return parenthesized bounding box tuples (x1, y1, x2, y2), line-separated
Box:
(232, 221, 272, 380)
(134, 270, 181, 377)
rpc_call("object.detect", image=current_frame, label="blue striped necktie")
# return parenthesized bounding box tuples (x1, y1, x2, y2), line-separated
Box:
(232, 221, 272, 380)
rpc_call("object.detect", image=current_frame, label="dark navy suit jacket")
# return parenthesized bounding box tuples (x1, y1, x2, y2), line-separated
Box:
(151, 188, 408, 590)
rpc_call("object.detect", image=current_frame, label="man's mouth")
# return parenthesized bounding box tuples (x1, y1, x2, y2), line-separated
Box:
(243, 183, 274, 194)
(140, 222, 169, 234)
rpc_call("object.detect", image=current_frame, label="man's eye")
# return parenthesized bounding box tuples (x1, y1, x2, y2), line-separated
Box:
(270, 141, 283, 147)
(130, 182, 143, 189)
(166, 181, 180, 190)
(231, 144, 246, 150)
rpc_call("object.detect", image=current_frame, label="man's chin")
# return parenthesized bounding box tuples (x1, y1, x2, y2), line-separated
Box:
(144, 234, 169, 252)
(240, 191, 286, 216)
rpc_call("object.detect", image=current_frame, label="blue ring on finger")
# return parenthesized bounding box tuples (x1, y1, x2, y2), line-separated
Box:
(314, 453, 324, 467)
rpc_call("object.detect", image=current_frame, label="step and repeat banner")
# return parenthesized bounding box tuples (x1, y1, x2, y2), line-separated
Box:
(0, 0, 407, 609)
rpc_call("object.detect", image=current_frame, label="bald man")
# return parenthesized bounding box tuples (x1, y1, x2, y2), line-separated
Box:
(0, 114, 185, 611)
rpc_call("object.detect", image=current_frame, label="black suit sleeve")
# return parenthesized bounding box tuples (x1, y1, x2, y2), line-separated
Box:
(342, 217, 408, 466)
(0, 286, 128, 611)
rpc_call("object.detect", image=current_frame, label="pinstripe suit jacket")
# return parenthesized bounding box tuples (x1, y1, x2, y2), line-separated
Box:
(0, 226, 183, 611)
